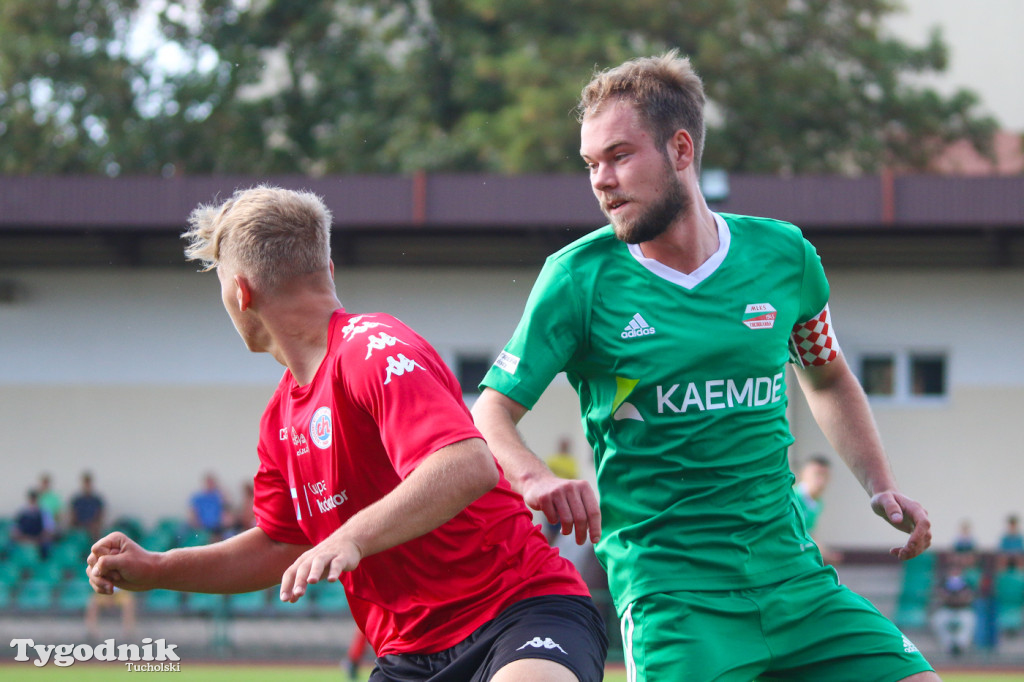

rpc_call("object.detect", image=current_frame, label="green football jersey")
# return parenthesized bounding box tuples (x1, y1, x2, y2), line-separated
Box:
(481, 213, 831, 614)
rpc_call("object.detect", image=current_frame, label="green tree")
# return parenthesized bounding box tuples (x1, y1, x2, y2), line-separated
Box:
(0, 0, 998, 175)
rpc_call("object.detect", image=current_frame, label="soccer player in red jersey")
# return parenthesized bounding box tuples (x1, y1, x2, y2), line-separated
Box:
(87, 186, 607, 682)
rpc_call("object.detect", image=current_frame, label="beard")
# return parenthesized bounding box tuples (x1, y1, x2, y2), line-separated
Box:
(604, 166, 691, 245)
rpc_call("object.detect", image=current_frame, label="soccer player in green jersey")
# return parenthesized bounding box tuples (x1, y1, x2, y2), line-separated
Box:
(472, 52, 940, 682)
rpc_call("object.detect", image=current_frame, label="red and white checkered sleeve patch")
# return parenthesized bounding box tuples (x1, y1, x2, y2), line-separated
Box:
(789, 305, 840, 368)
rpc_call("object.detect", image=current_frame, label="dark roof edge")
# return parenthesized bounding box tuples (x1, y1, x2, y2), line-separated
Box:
(1, 173, 1021, 231)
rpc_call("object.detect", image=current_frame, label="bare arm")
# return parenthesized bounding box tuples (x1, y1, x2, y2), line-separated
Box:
(87, 526, 310, 595)
(280, 437, 499, 601)
(795, 354, 932, 560)
(471, 388, 600, 545)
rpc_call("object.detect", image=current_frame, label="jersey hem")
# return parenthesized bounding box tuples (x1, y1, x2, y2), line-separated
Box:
(611, 559, 822, 617)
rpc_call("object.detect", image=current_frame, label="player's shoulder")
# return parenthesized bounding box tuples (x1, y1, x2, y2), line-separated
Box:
(548, 225, 619, 265)
(333, 311, 419, 351)
(331, 311, 438, 380)
(718, 212, 805, 240)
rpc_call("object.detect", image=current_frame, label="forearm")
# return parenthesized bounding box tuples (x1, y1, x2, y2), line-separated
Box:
(332, 437, 498, 560)
(157, 527, 308, 593)
(470, 388, 546, 491)
(797, 358, 898, 496)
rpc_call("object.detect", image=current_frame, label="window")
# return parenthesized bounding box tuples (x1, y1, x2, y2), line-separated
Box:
(860, 355, 895, 397)
(910, 354, 946, 396)
(455, 354, 493, 395)
(855, 350, 948, 402)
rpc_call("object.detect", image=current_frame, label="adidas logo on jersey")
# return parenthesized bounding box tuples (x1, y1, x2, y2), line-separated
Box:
(621, 313, 656, 339)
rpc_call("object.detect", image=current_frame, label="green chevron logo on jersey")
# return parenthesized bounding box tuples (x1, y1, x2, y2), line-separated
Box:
(612, 376, 643, 421)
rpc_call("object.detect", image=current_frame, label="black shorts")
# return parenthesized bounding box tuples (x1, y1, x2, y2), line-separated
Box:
(369, 595, 608, 682)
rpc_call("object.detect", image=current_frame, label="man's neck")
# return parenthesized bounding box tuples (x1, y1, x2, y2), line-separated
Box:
(638, 199, 718, 275)
(264, 293, 342, 386)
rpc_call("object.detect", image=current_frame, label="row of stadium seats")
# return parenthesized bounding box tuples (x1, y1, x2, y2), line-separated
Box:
(0, 580, 350, 617)
(142, 583, 351, 617)
(894, 550, 1024, 636)
(0, 516, 350, 618)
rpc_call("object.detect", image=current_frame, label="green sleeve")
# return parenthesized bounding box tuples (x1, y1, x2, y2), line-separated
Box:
(479, 258, 585, 409)
(798, 237, 830, 323)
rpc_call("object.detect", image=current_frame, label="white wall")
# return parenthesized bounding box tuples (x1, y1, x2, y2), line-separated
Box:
(0, 267, 589, 528)
(790, 270, 1024, 550)
(1, 267, 1021, 552)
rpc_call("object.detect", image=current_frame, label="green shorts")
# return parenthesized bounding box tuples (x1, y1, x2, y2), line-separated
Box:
(619, 566, 933, 682)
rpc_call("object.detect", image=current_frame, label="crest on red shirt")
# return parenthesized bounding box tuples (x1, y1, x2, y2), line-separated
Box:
(309, 406, 333, 450)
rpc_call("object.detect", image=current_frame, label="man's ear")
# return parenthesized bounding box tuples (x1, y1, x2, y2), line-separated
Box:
(329, 260, 335, 280)
(669, 128, 695, 171)
(234, 274, 253, 312)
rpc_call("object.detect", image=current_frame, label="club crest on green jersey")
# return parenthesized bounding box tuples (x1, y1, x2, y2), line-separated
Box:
(742, 303, 777, 330)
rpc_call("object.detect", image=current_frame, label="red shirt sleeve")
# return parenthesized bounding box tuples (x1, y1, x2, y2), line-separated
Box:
(339, 317, 482, 479)
(252, 448, 312, 545)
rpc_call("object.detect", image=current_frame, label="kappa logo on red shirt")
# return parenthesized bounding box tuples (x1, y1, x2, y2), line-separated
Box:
(365, 332, 407, 359)
(383, 353, 424, 384)
(342, 314, 393, 341)
(309, 407, 333, 449)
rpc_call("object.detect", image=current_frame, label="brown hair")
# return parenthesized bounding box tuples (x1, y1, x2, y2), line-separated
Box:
(183, 185, 331, 292)
(577, 50, 706, 173)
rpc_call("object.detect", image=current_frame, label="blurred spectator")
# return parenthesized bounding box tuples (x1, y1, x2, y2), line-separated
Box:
(542, 437, 579, 543)
(230, 481, 256, 535)
(993, 556, 1024, 638)
(69, 471, 106, 540)
(546, 436, 579, 481)
(793, 455, 843, 564)
(188, 472, 230, 540)
(998, 514, 1024, 556)
(13, 489, 55, 559)
(85, 587, 136, 640)
(952, 519, 977, 554)
(37, 473, 64, 531)
(345, 629, 372, 680)
(931, 555, 977, 657)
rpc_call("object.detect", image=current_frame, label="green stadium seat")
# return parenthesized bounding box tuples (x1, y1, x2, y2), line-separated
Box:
(24, 561, 66, 584)
(140, 529, 177, 552)
(60, 528, 94, 555)
(227, 590, 268, 616)
(0, 584, 11, 609)
(49, 541, 89, 574)
(269, 588, 313, 616)
(6, 542, 43, 571)
(144, 589, 182, 614)
(56, 579, 96, 612)
(107, 516, 145, 540)
(994, 568, 1024, 633)
(178, 529, 212, 548)
(15, 580, 55, 611)
(309, 581, 350, 615)
(0, 561, 23, 587)
(894, 594, 930, 630)
(154, 517, 187, 536)
(184, 591, 225, 615)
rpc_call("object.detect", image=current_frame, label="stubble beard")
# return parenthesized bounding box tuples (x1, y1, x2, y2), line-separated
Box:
(606, 169, 692, 245)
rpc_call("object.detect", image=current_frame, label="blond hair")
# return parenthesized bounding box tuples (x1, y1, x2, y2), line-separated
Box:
(577, 50, 706, 173)
(183, 185, 332, 292)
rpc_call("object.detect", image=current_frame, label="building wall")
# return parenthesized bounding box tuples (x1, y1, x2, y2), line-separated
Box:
(789, 269, 1024, 551)
(1, 267, 1020, 551)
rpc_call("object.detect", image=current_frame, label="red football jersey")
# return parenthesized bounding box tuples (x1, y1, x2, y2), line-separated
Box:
(253, 309, 589, 656)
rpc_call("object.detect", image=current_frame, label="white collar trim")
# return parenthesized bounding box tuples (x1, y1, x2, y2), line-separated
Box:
(626, 213, 731, 290)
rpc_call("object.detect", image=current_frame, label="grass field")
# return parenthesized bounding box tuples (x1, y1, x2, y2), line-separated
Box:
(2, 663, 1022, 681)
